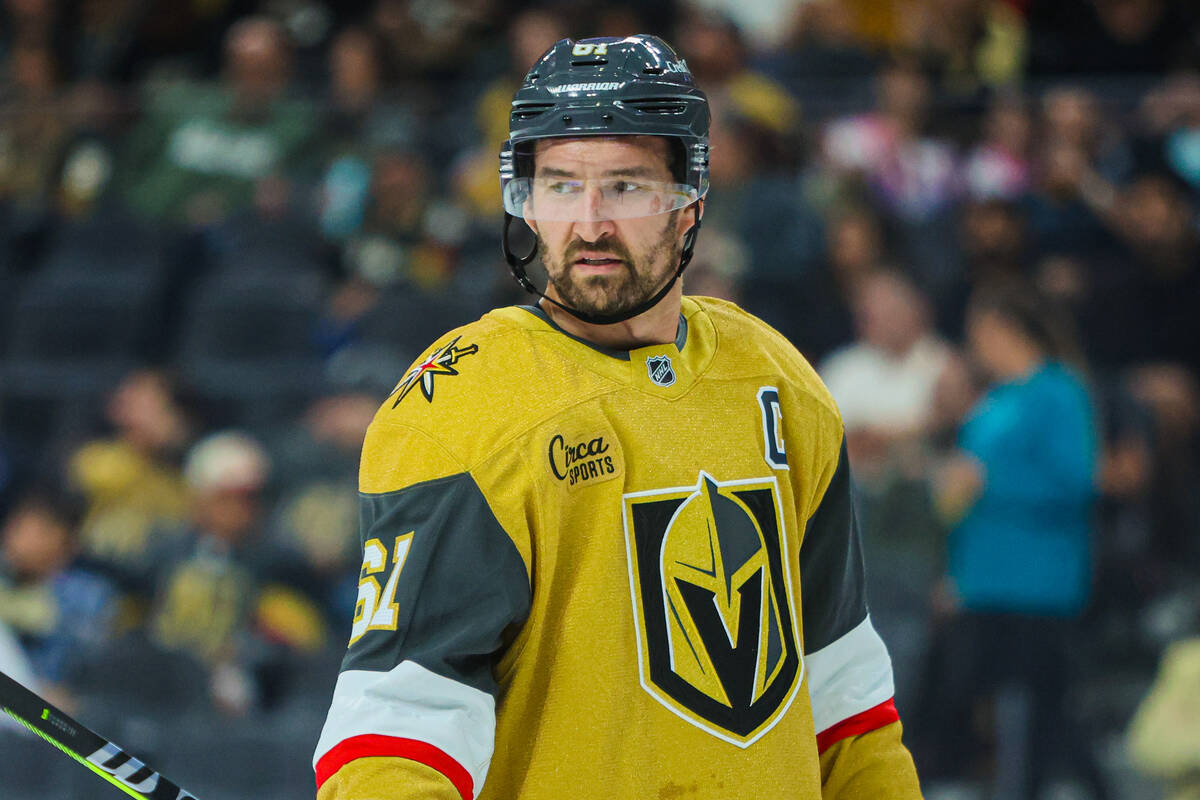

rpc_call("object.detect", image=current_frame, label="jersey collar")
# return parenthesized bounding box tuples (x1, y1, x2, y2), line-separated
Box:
(515, 303, 689, 361)
(494, 297, 717, 398)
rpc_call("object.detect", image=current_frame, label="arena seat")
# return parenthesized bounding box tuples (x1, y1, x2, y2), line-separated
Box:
(0, 266, 163, 448)
(358, 281, 487, 363)
(174, 269, 327, 426)
(41, 208, 168, 280)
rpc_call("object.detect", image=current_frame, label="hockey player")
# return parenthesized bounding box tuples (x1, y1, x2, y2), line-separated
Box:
(314, 35, 922, 799)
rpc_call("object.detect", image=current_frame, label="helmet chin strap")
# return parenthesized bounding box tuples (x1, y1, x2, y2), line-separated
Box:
(502, 206, 702, 327)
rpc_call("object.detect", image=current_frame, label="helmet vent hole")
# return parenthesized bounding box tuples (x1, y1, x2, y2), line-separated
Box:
(627, 98, 688, 115)
(570, 58, 608, 66)
(642, 67, 664, 75)
(512, 103, 554, 120)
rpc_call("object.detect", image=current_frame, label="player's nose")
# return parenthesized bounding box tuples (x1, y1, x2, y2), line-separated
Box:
(572, 193, 615, 239)
(571, 217, 616, 240)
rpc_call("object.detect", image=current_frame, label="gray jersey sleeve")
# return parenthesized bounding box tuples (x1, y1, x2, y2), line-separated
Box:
(313, 471, 531, 794)
(343, 471, 531, 694)
(799, 438, 868, 653)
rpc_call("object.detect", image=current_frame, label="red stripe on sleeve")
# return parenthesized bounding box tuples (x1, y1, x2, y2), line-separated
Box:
(315, 734, 475, 800)
(816, 697, 901, 754)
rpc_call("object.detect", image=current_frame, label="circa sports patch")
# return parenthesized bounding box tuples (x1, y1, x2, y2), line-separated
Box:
(622, 472, 803, 747)
(390, 336, 479, 407)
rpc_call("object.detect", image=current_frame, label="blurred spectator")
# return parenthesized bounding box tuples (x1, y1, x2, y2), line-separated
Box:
(823, 56, 960, 223)
(964, 92, 1033, 200)
(591, 3, 654, 40)
(265, 392, 378, 625)
(324, 26, 389, 147)
(684, 13, 824, 348)
(1127, 637, 1200, 800)
(149, 430, 323, 714)
(703, 103, 823, 284)
(343, 147, 439, 286)
(685, 0, 803, 51)
(1124, 364, 1200, 572)
(152, 430, 272, 667)
(926, 347, 987, 449)
(761, 1, 879, 116)
(898, 0, 1028, 95)
(67, 370, 192, 592)
(682, 226, 749, 304)
(67, 0, 148, 80)
(473, 5, 564, 162)
(119, 16, 317, 226)
(937, 197, 1029, 338)
(316, 25, 420, 244)
(1028, 0, 1199, 77)
(1023, 129, 1115, 262)
(1082, 173, 1200, 376)
(369, 0, 500, 82)
(51, 80, 128, 220)
(452, 4, 565, 224)
(315, 274, 381, 359)
(206, 169, 331, 277)
(780, 206, 885, 364)
(1140, 71, 1200, 195)
(821, 269, 952, 485)
(1043, 85, 1133, 184)
(0, 38, 68, 217)
(0, 487, 117, 706)
(819, 269, 953, 713)
(675, 10, 801, 141)
(0, 0, 59, 56)
(922, 284, 1108, 800)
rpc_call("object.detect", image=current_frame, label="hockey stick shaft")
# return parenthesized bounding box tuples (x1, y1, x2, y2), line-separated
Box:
(0, 670, 198, 800)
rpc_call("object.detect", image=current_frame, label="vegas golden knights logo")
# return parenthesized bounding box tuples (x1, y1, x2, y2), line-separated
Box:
(622, 472, 803, 746)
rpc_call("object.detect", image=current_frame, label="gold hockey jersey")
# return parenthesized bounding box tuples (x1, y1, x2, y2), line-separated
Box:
(314, 296, 922, 799)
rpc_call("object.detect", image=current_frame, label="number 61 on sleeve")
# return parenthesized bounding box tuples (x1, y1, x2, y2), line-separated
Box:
(350, 532, 413, 645)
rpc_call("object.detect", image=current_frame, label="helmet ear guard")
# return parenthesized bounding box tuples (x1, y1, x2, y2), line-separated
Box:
(502, 211, 539, 290)
(502, 204, 702, 327)
(498, 34, 710, 326)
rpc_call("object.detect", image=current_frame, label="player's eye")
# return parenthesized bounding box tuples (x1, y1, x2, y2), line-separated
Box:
(547, 181, 582, 195)
(610, 180, 647, 195)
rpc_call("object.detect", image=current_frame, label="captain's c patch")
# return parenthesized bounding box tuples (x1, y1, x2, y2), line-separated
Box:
(622, 472, 803, 747)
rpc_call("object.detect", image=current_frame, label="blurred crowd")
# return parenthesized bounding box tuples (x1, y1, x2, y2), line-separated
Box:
(1, 0, 1200, 798)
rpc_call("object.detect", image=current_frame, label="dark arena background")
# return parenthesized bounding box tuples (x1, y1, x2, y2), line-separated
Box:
(1, 1, 1199, 798)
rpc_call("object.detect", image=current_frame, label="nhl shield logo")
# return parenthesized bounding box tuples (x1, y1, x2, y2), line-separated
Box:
(646, 355, 676, 387)
(622, 472, 803, 747)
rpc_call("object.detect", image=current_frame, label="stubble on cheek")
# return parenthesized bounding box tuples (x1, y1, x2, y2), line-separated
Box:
(536, 212, 681, 316)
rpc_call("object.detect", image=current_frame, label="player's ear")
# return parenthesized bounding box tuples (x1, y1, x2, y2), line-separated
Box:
(679, 200, 702, 236)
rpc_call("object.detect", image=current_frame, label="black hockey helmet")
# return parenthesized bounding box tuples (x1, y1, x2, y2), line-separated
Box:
(499, 34, 710, 325)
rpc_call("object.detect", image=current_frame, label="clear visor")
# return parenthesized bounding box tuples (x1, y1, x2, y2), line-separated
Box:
(503, 177, 702, 221)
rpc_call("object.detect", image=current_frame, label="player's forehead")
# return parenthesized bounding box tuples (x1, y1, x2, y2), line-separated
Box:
(533, 136, 673, 179)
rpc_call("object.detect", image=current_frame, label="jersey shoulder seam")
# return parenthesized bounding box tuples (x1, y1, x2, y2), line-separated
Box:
(695, 296, 844, 425)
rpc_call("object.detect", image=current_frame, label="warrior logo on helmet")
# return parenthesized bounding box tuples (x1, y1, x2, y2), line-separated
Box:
(623, 472, 803, 746)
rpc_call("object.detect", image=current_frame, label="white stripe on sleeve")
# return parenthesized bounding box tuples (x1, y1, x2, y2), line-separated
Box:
(805, 615, 895, 734)
(312, 660, 496, 790)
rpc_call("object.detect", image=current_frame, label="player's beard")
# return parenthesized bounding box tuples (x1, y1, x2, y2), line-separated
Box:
(538, 210, 682, 318)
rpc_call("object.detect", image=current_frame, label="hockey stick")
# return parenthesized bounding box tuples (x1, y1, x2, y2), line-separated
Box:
(0, 669, 199, 799)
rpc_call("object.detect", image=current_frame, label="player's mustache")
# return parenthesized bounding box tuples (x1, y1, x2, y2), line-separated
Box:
(565, 239, 631, 264)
